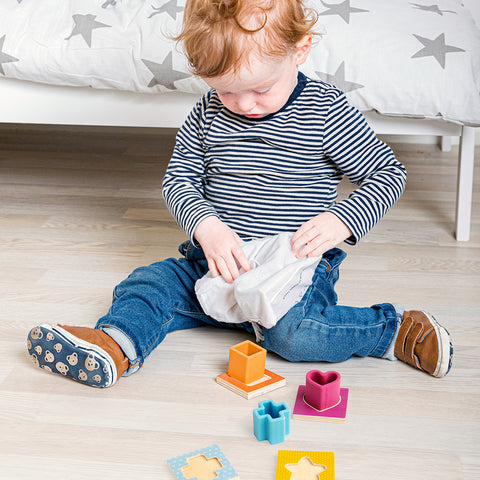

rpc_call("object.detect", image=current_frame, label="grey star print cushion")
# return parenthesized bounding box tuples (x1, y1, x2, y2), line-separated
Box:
(0, 0, 479, 125)
(0, 0, 203, 94)
(300, 0, 480, 125)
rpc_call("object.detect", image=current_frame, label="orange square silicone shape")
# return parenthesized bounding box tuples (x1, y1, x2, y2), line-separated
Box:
(228, 340, 266, 384)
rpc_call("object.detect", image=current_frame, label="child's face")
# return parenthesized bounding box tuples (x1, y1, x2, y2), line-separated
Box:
(205, 36, 311, 119)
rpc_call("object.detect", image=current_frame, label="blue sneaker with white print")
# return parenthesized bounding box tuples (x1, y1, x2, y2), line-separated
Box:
(27, 324, 128, 387)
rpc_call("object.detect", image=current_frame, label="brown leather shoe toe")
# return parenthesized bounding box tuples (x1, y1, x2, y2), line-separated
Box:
(394, 310, 452, 377)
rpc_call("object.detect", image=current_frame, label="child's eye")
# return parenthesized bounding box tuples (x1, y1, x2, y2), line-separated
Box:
(255, 88, 271, 95)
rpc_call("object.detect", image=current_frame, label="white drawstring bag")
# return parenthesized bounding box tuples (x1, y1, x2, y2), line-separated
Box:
(195, 233, 322, 335)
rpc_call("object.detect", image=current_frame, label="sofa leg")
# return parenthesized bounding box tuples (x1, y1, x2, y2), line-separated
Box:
(455, 126, 476, 241)
(440, 136, 452, 152)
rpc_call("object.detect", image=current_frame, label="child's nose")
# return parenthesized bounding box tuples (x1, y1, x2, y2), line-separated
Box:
(236, 94, 256, 114)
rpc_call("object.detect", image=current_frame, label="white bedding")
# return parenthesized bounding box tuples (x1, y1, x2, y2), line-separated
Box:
(0, 0, 479, 126)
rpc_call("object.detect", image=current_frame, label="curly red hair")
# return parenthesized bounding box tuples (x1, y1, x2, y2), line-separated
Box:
(173, 0, 318, 78)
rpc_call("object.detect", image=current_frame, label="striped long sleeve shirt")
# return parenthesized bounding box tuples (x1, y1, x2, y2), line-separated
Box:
(162, 72, 407, 244)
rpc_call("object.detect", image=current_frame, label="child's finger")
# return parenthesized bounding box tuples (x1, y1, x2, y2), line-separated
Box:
(295, 232, 327, 259)
(232, 244, 251, 273)
(307, 239, 332, 258)
(291, 226, 315, 254)
(207, 258, 220, 278)
(211, 254, 237, 284)
(295, 240, 315, 259)
(225, 253, 243, 282)
(292, 234, 315, 257)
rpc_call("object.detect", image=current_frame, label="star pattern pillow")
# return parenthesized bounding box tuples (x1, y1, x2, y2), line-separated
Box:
(301, 0, 480, 125)
(0, 0, 202, 93)
(0, 0, 479, 125)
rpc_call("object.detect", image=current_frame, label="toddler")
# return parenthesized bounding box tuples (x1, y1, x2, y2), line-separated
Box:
(27, 0, 452, 387)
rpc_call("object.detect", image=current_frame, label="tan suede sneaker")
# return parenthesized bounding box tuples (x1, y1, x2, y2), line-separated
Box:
(27, 324, 129, 387)
(394, 310, 453, 377)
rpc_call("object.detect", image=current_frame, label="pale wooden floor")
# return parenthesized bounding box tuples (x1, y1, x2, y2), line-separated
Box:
(0, 124, 479, 480)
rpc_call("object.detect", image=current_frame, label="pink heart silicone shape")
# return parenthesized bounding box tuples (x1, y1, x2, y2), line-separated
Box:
(304, 370, 341, 411)
(307, 370, 339, 387)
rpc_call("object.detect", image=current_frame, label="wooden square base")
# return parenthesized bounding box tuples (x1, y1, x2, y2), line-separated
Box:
(216, 369, 286, 399)
(292, 385, 348, 422)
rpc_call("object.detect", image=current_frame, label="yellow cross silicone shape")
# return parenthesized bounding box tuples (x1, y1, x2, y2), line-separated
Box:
(284, 456, 327, 480)
(181, 454, 223, 480)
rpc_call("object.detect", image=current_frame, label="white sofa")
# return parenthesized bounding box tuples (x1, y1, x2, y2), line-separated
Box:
(1, 0, 478, 240)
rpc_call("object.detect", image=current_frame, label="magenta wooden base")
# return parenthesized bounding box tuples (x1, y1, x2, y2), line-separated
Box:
(292, 385, 349, 422)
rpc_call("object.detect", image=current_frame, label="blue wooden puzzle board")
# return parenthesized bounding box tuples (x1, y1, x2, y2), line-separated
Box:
(167, 444, 240, 480)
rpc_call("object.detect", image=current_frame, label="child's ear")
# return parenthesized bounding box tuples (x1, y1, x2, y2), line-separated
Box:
(295, 35, 312, 66)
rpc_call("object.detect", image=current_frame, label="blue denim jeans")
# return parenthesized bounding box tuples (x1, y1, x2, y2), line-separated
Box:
(96, 242, 401, 375)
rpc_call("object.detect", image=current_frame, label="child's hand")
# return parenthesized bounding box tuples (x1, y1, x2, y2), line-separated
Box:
(194, 216, 251, 284)
(291, 212, 352, 258)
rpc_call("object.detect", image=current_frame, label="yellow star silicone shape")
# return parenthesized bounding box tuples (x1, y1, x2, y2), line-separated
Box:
(285, 456, 327, 480)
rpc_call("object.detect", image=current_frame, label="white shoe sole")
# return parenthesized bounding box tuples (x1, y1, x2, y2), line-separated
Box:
(422, 311, 453, 378)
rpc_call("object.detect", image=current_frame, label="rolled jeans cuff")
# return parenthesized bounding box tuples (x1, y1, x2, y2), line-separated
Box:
(97, 324, 141, 376)
(381, 303, 404, 361)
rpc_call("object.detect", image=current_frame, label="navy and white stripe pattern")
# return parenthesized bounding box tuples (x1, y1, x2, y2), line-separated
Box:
(162, 73, 407, 244)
